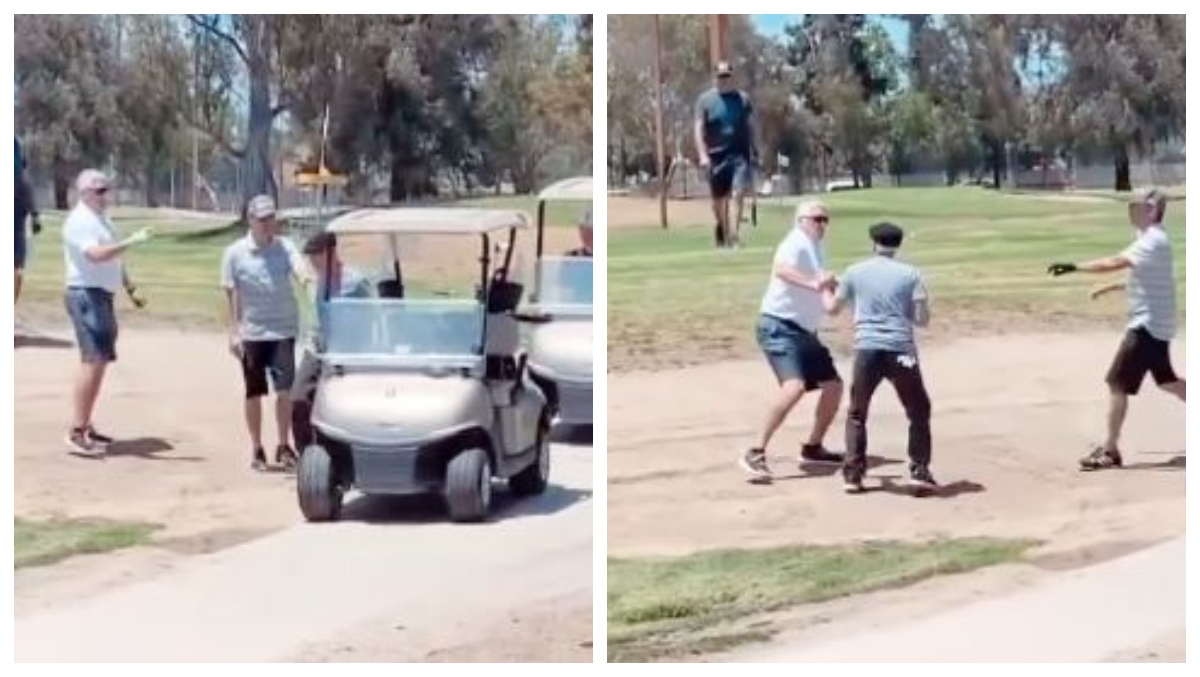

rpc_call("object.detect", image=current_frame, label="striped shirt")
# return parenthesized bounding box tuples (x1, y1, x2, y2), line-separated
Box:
(221, 234, 301, 341)
(1123, 225, 1176, 341)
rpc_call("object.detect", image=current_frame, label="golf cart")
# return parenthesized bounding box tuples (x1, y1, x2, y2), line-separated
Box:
(524, 176, 594, 427)
(297, 208, 552, 523)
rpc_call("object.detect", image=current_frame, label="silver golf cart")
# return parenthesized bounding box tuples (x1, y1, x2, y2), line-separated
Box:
(297, 208, 552, 523)
(524, 176, 594, 427)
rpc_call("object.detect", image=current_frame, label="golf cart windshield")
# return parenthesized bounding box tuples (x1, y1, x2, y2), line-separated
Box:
(533, 256, 593, 312)
(323, 298, 484, 368)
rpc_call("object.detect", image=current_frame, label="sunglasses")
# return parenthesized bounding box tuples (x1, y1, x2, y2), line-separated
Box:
(807, 215, 830, 224)
(717, 73, 732, 79)
(92, 187, 110, 195)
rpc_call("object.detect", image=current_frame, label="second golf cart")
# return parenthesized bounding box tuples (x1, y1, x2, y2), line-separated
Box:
(297, 208, 552, 523)
(525, 176, 594, 427)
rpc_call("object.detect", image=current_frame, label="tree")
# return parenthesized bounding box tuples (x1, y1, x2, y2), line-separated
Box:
(184, 14, 343, 203)
(15, 15, 123, 208)
(1054, 15, 1185, 190)
(113, 16, 191, 207)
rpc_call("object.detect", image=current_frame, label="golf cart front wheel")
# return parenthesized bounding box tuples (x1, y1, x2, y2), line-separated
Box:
(298, 444, 343, 522)
(445, 448, 492, 523)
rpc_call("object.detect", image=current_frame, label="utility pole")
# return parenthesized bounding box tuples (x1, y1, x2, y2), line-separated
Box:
(708, 14, 729, 69)
(653, 15, 668, 229)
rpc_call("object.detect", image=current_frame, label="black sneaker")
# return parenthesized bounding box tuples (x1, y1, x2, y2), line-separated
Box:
(85, 425, 115, 446)
(800, 444, 844, 465)
(276, 445, 299, 471)
(909, 466, 939, 493)
(1080, 446, 1123, 471)
(738, 448, 772, 479)
(251, 447, 269, 472)
(66, 427, 104, 458)
(843, 476, 866, 494)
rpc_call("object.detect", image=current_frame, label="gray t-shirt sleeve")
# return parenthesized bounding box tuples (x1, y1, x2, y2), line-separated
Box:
(220, 245, 236, 289)
(694, 90, 712, 123)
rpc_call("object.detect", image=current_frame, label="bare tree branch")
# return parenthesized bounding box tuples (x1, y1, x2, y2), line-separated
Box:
(185, 14, 249, 66)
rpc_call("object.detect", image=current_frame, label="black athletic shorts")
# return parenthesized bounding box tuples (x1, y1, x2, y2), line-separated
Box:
(1105, 327, 1179, 395)
(240, 338, 296, 399)
(708, 153, 750, 199)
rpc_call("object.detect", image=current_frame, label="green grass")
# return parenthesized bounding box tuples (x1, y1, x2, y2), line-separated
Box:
(608, 187, 1186, 371)
(19, 196, 581, 328)
(607, 537, 1035, 662)
(15, 517, 159, 569)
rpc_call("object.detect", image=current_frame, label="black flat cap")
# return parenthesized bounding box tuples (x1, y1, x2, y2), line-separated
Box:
(869, 222, 904, 248)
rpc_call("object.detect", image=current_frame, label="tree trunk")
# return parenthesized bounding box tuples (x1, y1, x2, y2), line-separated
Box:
(991, 140, 1003, 190)
(1113, 143, 1131, 192)
(53, 156, 70, 210)
(243, 62, 276, 205)
(143, 158, 159, 208)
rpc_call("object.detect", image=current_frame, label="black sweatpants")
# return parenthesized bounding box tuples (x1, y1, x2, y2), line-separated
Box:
(844, 349, 932, 480)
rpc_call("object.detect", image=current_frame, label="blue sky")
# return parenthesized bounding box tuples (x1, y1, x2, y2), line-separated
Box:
(753, 14, 911, 50)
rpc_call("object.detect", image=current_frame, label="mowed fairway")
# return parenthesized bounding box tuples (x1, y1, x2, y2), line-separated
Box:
(18, 197, 586, 329)
(607, 188, 1186, 372)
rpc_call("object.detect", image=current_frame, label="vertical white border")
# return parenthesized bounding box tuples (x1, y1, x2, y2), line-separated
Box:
(590, 10, 609, 667)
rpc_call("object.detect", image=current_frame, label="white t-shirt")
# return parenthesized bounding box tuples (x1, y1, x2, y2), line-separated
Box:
(62, 203, 123, 293)
(1122, 225, 1176, 341)
(760, 227, 826, 332)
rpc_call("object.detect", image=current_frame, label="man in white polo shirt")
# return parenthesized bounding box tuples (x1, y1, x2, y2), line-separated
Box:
(741, 200, 844, 479)
(1048, 187, 1185, 470)
(61, 169, 153, 456)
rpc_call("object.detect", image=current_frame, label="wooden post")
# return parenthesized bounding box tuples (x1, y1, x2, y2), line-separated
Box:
(709, 14, 729, 69)
(654, 15, 668, 229)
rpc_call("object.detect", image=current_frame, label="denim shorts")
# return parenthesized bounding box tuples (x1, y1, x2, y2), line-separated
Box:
(755, 314, 839, 391)
(65, 287, 119, 363)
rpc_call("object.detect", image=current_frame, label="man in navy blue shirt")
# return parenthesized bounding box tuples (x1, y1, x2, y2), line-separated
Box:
(694, 61, 757, 249)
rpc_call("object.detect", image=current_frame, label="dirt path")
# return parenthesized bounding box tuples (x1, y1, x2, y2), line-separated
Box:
(15, 327, 592, 662)
(725, 537, 1183, 662)
(608, 331, 1184, 661)
(608, 331, 1185, 558)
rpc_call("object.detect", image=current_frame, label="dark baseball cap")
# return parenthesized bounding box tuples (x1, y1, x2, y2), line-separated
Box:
(303, 231, 337, 255)
(869, 222, 904, 249)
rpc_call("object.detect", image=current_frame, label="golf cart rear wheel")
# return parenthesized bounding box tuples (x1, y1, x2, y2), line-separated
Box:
(445, 448, 492, 523)
(298, 444, 343, 522)
(510, 415, 551, 496)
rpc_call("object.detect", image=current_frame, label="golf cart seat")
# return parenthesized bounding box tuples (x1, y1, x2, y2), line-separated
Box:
(484, 280, 525, 401)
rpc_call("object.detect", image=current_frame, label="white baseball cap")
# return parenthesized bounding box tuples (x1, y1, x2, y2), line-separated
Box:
(246, 195, 277, 220)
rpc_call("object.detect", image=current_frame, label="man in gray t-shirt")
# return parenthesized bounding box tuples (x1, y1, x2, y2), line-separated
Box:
(1048, 188, 1185, 471)
(221, 194, 308, 472)
(824, 222, 935, 494)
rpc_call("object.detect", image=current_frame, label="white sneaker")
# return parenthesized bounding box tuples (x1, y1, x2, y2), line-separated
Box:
(66, 428, 105, 458)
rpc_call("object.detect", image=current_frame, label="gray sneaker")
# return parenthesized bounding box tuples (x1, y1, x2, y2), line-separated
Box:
(739, 448, 772, 479)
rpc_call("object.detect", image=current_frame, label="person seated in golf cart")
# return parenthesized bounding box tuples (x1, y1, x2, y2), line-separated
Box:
(564, 207, 592, 258)
(291, 231, 373, 450)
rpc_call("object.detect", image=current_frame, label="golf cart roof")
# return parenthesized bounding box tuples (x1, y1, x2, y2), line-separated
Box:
(326, 208, 529, 236)
(537, 176, 593, 202)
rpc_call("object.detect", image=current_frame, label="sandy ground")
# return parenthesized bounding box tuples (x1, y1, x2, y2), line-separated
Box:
(608, 196, 727, 230)
(14, 327, 592, 662)
(608, 331, 1185, 659)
